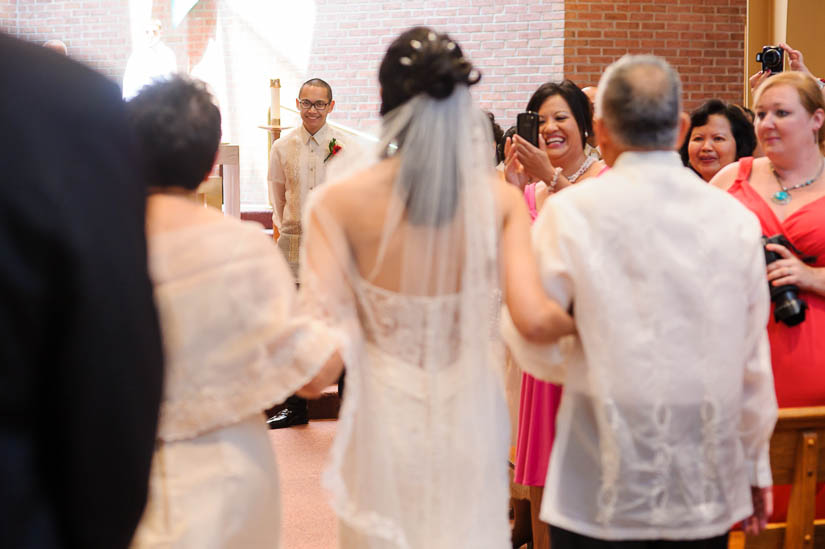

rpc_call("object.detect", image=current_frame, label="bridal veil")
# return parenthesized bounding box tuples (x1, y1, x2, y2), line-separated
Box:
(299, 28, 512, 549)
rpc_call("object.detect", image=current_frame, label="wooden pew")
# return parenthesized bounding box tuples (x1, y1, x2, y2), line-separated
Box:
(730, 406, 825, 549)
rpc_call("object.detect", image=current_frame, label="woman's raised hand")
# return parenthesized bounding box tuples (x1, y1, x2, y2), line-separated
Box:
(749, 69, 771, 97)
(504, 136, 534, 190)
(512, 133, 556, 184)
(779, 43, 812, 76)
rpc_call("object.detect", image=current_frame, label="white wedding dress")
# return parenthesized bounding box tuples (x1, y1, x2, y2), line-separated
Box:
(338, 279, 509, 548)
(300, 88, 512, 549)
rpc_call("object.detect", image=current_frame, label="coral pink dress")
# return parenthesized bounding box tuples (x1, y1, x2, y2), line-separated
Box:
(728, 157, 825, 521)
(513, 183, 564, 486)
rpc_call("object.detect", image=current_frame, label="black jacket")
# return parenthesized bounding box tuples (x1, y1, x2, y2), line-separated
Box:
(0, 33, 164, 548)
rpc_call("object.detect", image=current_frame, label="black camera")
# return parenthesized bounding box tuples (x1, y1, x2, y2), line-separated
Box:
(763, 235, 807, 326)
(756, 46, 784, 74)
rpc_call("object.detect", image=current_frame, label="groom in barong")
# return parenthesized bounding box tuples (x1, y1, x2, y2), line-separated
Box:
(266, 77, 350, 429)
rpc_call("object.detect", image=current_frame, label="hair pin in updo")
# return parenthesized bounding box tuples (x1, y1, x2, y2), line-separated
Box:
(410, 39, 422, 50)
(445, 41, 456, 51)
(400, 56, 413, 66)
(428, 32, 437, 42)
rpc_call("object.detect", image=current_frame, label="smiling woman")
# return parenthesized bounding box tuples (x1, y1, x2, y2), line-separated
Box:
(503, 79, 605, 549)
(710, 68, 825, 532)
(504, 80, 605, 209)
(679, 99, 755, 182)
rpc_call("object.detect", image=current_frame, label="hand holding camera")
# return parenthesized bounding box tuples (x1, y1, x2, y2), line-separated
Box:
(756, 45, 784, 74)
(751, 43, 821, 97)
(750, 45, 783, 96)
(507, 112, 571, 191)
(763, 235, 820, 326)
(503, 136, 534, 190)
(778, 42, 812, 75)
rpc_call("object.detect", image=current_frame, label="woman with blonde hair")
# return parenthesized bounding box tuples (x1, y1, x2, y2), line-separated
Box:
(712, 70, 825, 524)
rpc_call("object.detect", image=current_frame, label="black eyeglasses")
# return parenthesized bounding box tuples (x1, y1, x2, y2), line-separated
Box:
(298, 99, 330, 111)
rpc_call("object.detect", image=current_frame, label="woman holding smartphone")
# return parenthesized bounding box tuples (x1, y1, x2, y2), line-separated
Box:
(504, 80, 604, 549)
(505, 80, 605, 211)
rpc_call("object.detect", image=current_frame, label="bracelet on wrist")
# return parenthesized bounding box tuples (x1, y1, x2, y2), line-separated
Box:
(549, 167, 562, 191)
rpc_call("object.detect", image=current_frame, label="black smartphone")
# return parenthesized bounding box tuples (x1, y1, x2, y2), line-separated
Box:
(517, 111, 539, 147)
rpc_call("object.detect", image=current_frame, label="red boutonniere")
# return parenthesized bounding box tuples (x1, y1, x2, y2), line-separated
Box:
(324, 138, 342, 162)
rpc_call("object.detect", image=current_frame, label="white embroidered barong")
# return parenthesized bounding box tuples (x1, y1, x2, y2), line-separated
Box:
(502, 151, 778, 541)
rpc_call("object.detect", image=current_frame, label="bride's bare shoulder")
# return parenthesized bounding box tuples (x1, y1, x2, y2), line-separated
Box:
(318, 158, 398, 210)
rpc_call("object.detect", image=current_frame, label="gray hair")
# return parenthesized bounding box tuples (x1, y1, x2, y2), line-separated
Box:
(595, 55, 682, 149)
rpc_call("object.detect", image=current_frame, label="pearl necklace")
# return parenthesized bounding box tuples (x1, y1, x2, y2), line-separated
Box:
(566, 156, 596, 184)
(770, 157, 824, 205)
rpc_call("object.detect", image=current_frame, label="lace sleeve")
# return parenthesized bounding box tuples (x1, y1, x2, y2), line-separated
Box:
(153, 221, 340, 441)
(298, 189, 362, 351)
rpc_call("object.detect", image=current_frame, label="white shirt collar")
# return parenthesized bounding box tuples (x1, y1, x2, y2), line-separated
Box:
(300, 123, 330, 146)
(612, 149, 682, 169)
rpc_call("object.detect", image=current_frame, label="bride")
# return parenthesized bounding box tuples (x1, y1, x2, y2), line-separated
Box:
(298, 27, 574, 549)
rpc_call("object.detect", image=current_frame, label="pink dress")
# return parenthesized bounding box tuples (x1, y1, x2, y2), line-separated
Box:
(513, 183, 564, 486)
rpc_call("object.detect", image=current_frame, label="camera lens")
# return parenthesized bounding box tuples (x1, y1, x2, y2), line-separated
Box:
(773, 290, 806, 326)
(763, 234, 806, 326)
(764, 49, 781, 66)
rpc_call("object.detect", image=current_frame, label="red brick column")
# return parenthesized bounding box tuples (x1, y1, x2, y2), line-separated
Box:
(563, 0, 746, 111)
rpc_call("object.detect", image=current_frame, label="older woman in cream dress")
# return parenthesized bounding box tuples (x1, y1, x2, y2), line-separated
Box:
(126, 76, 338, 549)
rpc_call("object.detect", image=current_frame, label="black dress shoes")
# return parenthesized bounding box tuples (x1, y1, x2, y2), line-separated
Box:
(267, 408, 309, 429)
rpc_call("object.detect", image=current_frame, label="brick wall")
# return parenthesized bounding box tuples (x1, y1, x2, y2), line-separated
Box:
(1, 0, 565, 204)
(7, 1, 217, 87)
(13, 0, 132, 79)
(0, 0, 16, 32)
(306, 0, 565, 131)
(2, 0, 746, 203)
(564, 0, 746, 111)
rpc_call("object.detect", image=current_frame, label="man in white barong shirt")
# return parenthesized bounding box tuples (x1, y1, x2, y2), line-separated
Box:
(502, 55, 778, 548)
(266, 78, 350, 429)
(267, 78, 351, 279)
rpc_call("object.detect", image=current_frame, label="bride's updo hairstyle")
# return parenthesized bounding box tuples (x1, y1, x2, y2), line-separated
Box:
(378, 27, 483, 226)
(378, 26, 480, 116)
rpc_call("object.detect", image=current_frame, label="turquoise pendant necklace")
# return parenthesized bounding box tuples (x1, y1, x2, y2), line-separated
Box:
(770, 157, 824, 205)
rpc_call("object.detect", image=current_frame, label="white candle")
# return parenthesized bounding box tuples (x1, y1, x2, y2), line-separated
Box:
(270, 79, 280, 126)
